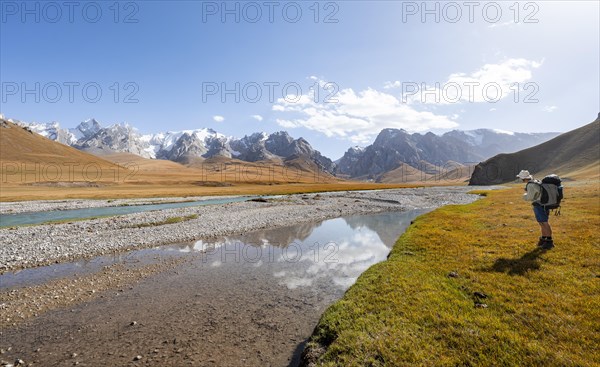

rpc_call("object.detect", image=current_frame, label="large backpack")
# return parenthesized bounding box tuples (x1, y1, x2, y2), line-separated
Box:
(531, 174, 564, 214)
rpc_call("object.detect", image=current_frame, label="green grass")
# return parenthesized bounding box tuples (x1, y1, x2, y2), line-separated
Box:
(305, 183, 600, 366)
(127, 214, 199, 228)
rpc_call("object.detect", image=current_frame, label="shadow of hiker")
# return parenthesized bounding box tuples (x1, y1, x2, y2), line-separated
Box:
(488, 247, 549, 276)
(288, 339, 307, 367)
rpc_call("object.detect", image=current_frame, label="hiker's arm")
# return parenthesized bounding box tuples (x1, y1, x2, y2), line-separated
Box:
(524, 184, 539, 201)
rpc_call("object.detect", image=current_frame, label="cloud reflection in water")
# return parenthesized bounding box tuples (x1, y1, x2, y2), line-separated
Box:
(171, 210, 429, 292)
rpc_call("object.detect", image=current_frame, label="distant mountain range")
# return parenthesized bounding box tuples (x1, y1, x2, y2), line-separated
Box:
(337, 128, 560, 180)
(11, 118, 336, 174)
(469, 115, 600, 184)
(7, 117, 560, 180)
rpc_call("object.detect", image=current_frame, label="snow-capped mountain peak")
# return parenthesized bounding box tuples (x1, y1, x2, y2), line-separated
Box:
(69, 118, 101, 141)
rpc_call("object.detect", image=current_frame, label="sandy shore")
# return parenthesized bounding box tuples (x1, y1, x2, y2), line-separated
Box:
(0, 187, 490, 272)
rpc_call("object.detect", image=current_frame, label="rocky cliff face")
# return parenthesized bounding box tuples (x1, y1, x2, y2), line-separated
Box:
(264, 132, 335, 172)
(69, 118, 101, 141)
(337, 128, 560, 180)
(75, 123, 151, 158)
(11, 116, 560, 180)
(229, 132, 276, 162)
(337, 129, 474, 179)
(12, 119, 336, 173)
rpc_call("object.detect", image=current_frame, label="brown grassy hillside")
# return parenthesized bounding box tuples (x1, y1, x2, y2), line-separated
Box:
(469, 117, 600, 184)
(0, 119, 128, 185)
(0, 119, 416, 201)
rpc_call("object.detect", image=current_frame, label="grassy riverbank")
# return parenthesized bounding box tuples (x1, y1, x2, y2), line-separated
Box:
(304, 182, 600, 366)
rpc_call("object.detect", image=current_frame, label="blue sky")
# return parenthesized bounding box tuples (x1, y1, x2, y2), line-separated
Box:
(1, 1, 599, 159)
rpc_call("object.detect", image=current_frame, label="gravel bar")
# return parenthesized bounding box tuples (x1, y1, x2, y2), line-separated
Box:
(0, 195, 244, 215)
(0, 187, 494, 272)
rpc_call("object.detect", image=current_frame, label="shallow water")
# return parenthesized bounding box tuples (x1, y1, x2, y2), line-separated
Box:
(1, 209, 430, 366)
(0, 196, 259, 227)
(0, 248, 187, 290)
(181, 208, 430, 293)
(0, 209, 427, 290)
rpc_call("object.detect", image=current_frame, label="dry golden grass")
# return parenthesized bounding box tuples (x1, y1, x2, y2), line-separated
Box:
(561, 161, 600, 181)
(1, 120, 460, 201)
(305, 180, 600, 366)
(0, 182, 427, 202)
(101, 152, 192, 172)
(0, 120, 125, 184)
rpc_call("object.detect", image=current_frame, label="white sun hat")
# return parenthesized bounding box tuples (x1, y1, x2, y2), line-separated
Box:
(516, 170, 533, 179)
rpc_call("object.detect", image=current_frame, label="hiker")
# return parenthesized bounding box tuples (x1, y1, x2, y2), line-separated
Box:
(517, 170, 554, 249)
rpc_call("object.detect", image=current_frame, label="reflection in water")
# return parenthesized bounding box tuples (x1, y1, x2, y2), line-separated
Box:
(2, 210, 429, 293)
(344, 209, 431, 247)
(174, 210, 430, 292)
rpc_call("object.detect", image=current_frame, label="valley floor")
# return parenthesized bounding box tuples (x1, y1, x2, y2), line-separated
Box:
(0, 186, 489, 366)
(0, 187, 485, 273)
(0, 181, 445, 202)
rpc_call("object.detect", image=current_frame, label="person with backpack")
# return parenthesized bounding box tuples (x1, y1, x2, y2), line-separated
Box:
(517, 170, 563, 249)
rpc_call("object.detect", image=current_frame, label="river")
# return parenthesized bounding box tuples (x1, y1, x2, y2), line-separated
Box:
(1, 209, 429, 366)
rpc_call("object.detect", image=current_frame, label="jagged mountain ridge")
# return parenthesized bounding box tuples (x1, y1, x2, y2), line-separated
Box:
(10, 117, 560, 180)
(337, 128, 560, 180)
(11, 118, 336, 173)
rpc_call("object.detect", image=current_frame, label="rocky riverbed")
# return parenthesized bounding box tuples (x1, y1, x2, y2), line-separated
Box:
(0, 187, 490, 272)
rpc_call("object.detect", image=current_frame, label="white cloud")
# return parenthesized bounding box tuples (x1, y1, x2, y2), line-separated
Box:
(490, 108, 497, 112)
(213, 115, 225, 122)
(251, 114, 263, 121)
(275, 118, 299, 129)
(383, 81, 402, 89)
(273, 87, 458, 144)
(542, 106, 558, 113)
(272, 59, 541, 144)
(385, 58, 542, 104)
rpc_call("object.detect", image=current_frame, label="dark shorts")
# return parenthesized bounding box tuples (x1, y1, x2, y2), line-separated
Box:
(533, 205, 550, 223)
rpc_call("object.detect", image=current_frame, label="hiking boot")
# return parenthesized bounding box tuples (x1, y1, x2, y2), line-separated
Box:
(540, 239, 554, 250)
(537, 237, 545, 247)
